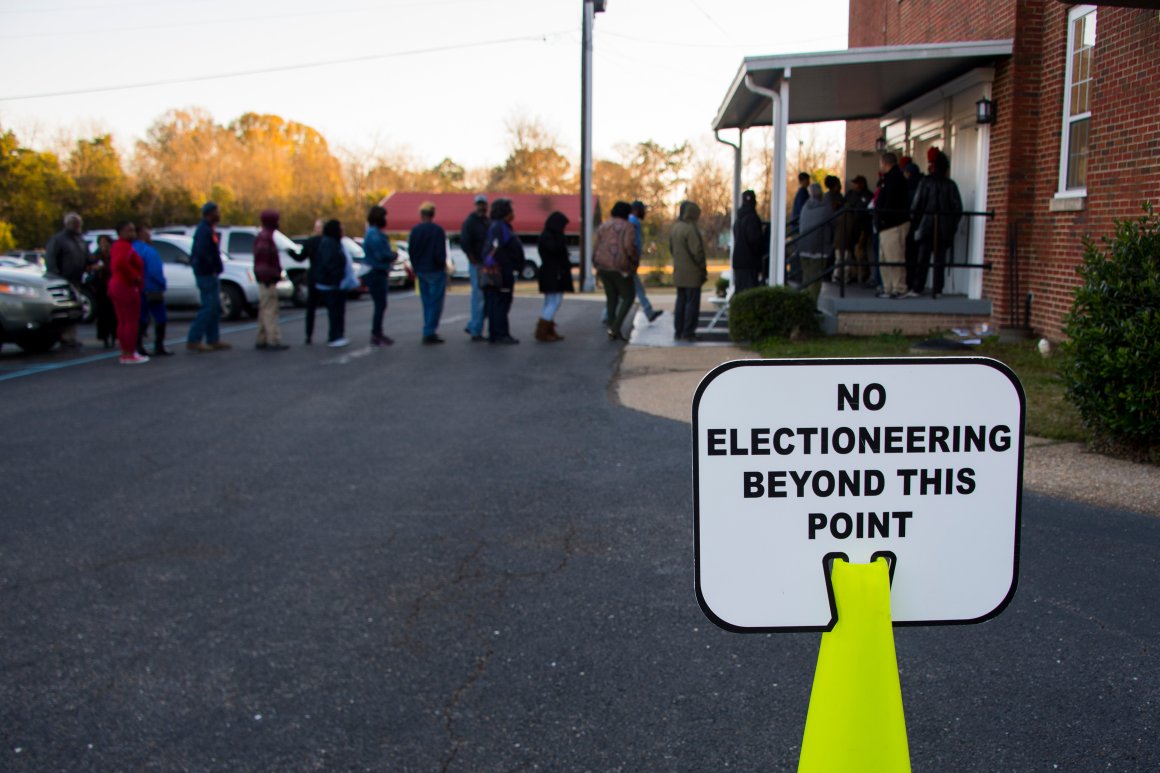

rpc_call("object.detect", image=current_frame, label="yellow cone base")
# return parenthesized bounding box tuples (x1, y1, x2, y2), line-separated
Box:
(798, 557, 911, 772)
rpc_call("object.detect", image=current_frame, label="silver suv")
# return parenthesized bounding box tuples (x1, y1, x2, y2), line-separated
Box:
(0, 257, 84, 353)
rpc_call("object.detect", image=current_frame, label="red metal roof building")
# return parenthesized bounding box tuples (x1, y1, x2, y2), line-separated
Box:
(379, 193, 599, 234)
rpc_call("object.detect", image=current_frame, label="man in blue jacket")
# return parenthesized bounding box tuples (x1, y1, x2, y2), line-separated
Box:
(408, 202, 448, 344)
(187, 201, 230, 352)
(133, 224, 173, 357)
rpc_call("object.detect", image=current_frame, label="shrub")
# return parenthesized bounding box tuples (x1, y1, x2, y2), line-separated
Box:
(728, 285, 818, 343)
(1061, 203, 1160, 462)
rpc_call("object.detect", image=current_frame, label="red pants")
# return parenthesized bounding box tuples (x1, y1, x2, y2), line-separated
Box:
(108, 281, 141, 357)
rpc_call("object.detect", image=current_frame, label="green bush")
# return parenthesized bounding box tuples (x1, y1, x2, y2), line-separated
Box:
(728, 285, 818, 343)
(1062, 203, 1160, 461)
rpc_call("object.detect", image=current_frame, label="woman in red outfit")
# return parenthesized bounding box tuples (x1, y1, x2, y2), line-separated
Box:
(108, 221, 149, 365)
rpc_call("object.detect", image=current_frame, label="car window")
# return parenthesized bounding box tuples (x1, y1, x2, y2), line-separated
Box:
(228, 232, 255, 255)
(153, 240, 189, 264)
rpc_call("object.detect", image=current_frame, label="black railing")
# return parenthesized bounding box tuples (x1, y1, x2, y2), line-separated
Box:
(785, 207, 995, 298)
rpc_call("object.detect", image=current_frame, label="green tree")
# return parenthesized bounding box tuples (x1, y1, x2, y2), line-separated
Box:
(0, 130, 77, 248)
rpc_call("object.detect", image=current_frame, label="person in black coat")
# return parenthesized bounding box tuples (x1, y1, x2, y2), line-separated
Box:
(731, 190, 765, 293)
(314, 219, 349, 347)
(910, 152, 963, 299)
(875, 153, 911, 297)
(534, 212, 574, 342)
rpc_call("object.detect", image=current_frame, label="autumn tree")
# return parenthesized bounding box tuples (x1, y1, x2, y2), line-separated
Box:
(66, 135, 127, 229)
(488, 116, 573, 194)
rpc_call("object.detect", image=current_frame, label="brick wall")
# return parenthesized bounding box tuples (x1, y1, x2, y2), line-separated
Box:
(846, 1, 1160, 339)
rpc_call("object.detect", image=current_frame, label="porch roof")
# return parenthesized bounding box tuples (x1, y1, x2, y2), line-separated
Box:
(712, 40, 1013, 130)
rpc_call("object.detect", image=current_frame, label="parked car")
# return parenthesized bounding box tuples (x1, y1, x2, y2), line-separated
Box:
(445, 235, 471, 280)
(0, 258, 83, 353)
(157, 225, 305, 305)
(3, 249, 45, 268)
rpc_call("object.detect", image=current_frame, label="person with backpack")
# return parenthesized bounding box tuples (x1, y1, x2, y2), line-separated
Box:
(480, 198, 523, 345)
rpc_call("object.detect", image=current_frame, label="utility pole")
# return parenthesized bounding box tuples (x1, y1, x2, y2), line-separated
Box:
(580, 0, 607, 292)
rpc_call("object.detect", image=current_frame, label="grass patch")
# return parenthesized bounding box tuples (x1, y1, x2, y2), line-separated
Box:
(754, 334, 1086, 442)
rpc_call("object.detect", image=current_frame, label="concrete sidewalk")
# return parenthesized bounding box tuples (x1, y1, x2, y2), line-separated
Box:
(613, 340, 1160, 516)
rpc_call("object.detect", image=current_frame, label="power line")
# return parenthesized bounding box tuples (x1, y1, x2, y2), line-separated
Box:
(0, 30, 572, 102)
(687, 0, 731, 39)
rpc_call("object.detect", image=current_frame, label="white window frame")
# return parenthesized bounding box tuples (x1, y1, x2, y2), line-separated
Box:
(1056, 4, 1096, 198)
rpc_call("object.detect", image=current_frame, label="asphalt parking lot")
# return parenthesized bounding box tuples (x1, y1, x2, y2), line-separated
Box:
(2, 292, 1158, 770)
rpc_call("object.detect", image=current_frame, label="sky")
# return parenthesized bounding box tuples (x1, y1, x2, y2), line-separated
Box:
(0, 0, 849, 168)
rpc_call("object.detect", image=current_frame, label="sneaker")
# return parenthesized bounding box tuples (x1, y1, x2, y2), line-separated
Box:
(371, 335, 394, 347)
(210, 341, 232, 351)
(328, 338, 350, 348)
(119, 353, 150, 365)
(422, 335, 445, 345)
(875, 291, 892, 299)
(647, 310, 663, 323)
(489, 336, 520, 345)
(186, 342, 213, 353)
(902, 290, 921, 299)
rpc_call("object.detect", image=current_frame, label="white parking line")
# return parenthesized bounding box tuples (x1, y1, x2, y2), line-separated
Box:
(322, 345, 376, 365)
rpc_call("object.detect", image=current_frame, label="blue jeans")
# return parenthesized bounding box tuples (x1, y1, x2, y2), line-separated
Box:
(417, 271, 446, 337)
(467, 263, 486, 336)
(633, 273, 654, 316)
(364, 270, 388, 337)
(541, 292, 563, 321)
(188, 274, 220, 344)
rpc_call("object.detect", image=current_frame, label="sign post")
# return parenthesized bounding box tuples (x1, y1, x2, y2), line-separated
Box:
(692, 358, 1025, 767)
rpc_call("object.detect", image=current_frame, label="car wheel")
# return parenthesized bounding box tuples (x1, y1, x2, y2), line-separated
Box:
(16, 329, 60, 353)
(220, 283, 245, 321)
(291, 276, 309, 307)
(76, 286, 96, 324)
(519, 262, 538, 281)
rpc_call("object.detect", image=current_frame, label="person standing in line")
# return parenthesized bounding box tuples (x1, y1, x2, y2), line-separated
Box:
(363, 205, 396, 347)
(87, 234, 117, 348)
(133, 224, 172, 357)
(670, 201, 707, 343)
(731, 190, 764, 293)
(253, 209, 288, 351)
(910, 151, 963, 300)
(408, 202, 448, 345)
(902, 161, 925, 296)
(874, 153, 911, 299)
(187, 201, 230, 352)
(599, 200, 661, 326)
(592, 201, 640, 342)
(460, 194, 490, 342)
(628, 201, 662, 323)
(535, 211, 573, 342)
(300, 218, 323, 344)
(314, 219, 348, 348)
(481, 198, 523, 345)
(43, 211, 89, 349)
(108, 221, 148, 365)
(790, 172, 811, 233)
(797, 183, 833, 296)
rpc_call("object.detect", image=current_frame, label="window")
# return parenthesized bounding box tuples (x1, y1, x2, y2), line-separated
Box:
(227, 232, 255, 255)
(153, 240, 188, 265)
(1059, 5, 1096, 195)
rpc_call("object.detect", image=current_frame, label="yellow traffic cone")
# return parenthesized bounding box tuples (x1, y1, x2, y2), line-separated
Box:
(798, 556, 911, 772)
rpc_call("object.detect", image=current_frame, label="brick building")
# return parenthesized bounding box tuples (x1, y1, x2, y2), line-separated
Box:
(846, 0, 1160, 338)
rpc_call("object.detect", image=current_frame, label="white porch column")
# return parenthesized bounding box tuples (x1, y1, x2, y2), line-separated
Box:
(745, 72, 790, 287)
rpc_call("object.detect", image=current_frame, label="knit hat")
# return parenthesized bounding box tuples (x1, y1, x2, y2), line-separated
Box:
(201, 201, 218, 216)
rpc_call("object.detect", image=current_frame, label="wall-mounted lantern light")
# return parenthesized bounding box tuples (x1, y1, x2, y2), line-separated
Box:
(976, 97, 996, 125)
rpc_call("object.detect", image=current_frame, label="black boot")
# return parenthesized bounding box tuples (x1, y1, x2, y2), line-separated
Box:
(136, 326, 149, 357)
(153, 323, 174, 356)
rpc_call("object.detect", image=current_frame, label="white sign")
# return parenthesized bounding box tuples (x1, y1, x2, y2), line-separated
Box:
(693, 358, 1025, 632)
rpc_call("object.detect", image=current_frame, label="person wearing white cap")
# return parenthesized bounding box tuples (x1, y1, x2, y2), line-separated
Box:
(460, 194, 490, 341)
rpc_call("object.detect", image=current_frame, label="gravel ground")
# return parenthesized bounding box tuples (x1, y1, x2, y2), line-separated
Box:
(614, 345, 1160, 516)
